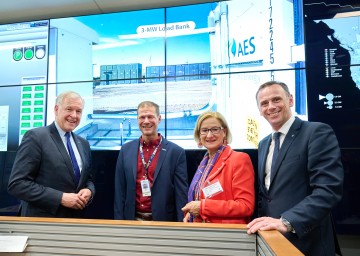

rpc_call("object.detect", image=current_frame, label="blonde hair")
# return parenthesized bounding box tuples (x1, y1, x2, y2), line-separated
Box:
(193, 111, 232, 144)
(137, 101, 160, 116)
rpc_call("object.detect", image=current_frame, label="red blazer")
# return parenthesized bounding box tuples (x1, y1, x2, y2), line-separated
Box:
(199, 146, 255, 224)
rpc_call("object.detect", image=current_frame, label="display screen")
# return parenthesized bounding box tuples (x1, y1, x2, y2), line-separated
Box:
(0, 0, 306, 151)
(0, 20, 49, 151)
(304, 5, 360, 148)
(303, 0, 360, 235)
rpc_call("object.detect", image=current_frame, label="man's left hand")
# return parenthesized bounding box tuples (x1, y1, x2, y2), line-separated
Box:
(78, 188, 92, 205)
(247, 216, 288, 234)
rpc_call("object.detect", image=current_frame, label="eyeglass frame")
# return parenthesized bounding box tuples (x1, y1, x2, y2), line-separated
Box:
(199, 126, 224, 135)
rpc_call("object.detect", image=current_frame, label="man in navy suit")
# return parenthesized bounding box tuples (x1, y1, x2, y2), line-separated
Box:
(114, 101, 188, 221)
(8, 91, 95, 218)
(247, 81, 344, 255)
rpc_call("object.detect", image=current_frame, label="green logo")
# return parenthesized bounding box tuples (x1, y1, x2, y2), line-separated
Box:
(13, 49, 23, 61)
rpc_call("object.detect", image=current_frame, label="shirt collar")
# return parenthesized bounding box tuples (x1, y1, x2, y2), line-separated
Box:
(274, 115, 295, 137)
(54, 121, 67, 137)
(140, 133, 162, 146)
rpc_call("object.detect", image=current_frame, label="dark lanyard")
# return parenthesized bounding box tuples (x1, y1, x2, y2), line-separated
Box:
(139, 136, 162, 179)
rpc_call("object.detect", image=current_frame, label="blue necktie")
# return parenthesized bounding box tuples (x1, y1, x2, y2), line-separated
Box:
(271, 132, 281, 173)
(65, 132, 81, 184)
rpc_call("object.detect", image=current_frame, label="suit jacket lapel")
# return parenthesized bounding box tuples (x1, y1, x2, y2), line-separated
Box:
(131, 139, 141, 182)
(259, 135, 271, 194)
(49, 123, 76, 182)
(270, 117, 302, 185)
(153, 137, 167, 183)
(206, 146, 231, 181)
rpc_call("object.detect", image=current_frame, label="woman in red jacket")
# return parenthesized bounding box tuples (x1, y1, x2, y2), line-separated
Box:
(182, 111, 255, 224)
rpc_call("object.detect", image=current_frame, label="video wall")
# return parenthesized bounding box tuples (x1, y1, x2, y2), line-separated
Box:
(0, 0, 307, 151)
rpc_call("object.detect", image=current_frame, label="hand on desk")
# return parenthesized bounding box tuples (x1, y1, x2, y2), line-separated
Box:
(247, 216, 288, 234)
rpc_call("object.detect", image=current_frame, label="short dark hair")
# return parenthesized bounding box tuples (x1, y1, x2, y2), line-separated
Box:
(255, 81, 291, 103)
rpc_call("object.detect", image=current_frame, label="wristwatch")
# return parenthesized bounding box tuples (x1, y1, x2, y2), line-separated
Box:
(280, 216, 294, 233)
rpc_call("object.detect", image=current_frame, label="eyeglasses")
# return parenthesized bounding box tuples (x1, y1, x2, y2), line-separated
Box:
(199, 127, 224, 135)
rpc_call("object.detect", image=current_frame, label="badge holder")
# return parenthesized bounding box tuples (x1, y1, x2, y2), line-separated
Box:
(141, 179, 151, 197)
(202, 179, 223, 198)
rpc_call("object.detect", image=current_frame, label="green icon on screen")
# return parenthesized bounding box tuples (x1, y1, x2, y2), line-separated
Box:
(34, 93, 44, 98)
(13, 49, 23, 61)
(21, 123, 31, 128)
(35, 86, 44, 91)
(24, 47, 34, 60)
(23, 87, 32, 92)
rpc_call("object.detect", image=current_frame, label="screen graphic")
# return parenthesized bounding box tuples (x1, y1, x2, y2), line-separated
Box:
(49, 0, 306, 150)
(0, 20, 49, 151)
(0, 0, 306, 151)
(305, 13, 360, 148)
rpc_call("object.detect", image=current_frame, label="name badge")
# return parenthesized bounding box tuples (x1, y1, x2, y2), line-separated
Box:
(202, 179, 223, 198)
(141, 179, 151, 197)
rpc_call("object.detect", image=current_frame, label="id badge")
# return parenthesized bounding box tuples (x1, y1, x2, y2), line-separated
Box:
(141, 179, 151, 197)
(202, 179, 223, 198)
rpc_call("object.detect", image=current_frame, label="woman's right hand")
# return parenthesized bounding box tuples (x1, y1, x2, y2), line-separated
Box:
(181, 201, 200, 216)
(183, 212, 191, 222)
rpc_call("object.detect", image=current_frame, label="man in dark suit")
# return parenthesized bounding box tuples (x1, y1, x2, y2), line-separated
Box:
(114, 101, 188, 221)
(8, 91, 95, 218)
(247, 81, 344, 255)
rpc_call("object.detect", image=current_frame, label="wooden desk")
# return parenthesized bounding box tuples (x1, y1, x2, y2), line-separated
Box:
(0, 216, 303, 255)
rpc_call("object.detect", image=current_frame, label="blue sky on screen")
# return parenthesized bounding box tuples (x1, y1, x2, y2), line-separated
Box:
(75, 3, 216, 71)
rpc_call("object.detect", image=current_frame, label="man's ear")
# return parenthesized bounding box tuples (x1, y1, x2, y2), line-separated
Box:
(289, 94, 294, 107)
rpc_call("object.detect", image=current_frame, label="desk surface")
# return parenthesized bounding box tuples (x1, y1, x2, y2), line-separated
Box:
(0, 216, 303, 256)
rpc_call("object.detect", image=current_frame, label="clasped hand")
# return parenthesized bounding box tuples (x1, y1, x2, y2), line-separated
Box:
(181, 201, 200, 222)
(61, 188, 92, 210)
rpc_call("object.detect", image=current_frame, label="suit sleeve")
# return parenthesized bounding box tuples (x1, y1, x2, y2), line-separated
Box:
(282, 123, 344, 238)
(7, 130, 63, 214)
(81, 139, 95, 201)
(174, 149, 188, 221)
